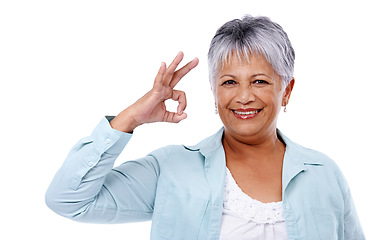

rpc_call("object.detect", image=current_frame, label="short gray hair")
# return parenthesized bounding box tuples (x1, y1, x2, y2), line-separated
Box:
(208, 15, 295, 92)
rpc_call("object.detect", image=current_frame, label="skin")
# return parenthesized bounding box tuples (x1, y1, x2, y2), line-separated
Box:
(215, 53, 294, 203)
(111, 51, 294, 203)
(110, 52, 199, 133)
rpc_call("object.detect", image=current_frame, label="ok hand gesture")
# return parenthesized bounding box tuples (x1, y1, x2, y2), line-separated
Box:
(110, 52, 199, 133)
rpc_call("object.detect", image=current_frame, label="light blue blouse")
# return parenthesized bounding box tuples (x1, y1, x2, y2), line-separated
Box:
(46, 117, 365, 239)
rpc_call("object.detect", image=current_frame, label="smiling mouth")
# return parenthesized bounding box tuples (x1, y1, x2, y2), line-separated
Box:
(232, 109, 262, 119)
(233, 109, 261, 115)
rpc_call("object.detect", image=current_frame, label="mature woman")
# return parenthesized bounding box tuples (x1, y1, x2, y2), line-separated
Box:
(46, 16, 365, 239)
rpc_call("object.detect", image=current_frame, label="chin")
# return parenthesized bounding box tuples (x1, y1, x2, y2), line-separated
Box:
(226, 124, 266, 138)
(219, 110, 277, 140)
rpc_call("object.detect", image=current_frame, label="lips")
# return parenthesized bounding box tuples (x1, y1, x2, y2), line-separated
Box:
(232, 108, 262, 119)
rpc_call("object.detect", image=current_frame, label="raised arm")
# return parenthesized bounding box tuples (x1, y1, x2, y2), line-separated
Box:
(110, 51, 199, 133)
(45, 52, 198, 223)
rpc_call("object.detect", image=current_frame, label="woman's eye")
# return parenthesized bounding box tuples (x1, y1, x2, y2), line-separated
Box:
(253, 80, 269, 84)
(222, 80, 236, 85)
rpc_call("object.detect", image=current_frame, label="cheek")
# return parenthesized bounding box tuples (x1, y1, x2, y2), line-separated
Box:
(254, 89, 283, 107)
(216, 89, 234, 107)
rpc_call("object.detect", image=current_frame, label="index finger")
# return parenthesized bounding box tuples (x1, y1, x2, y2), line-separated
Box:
(169, 57, 199, 88)
(162, 51, 184, 86)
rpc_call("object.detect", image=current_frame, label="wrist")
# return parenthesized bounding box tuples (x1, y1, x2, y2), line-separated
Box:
(110, 111, 141, 133)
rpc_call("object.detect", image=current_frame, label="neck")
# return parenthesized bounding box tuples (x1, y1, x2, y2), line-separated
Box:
(222, 128, 285, 160)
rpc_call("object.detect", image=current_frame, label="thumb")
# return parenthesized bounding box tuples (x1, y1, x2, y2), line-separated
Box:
(172, 112, 187, 123)
(163, 111, 188, 123)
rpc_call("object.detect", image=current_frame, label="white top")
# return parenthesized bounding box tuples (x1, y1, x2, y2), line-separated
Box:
(219, 168, 288, 240)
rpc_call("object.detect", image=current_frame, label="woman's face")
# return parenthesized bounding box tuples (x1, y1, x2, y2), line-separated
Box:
(215, 54, 294, 142)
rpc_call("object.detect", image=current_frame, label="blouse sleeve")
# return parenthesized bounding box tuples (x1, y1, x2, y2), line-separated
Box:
(45, 117, 160, 223)
(343, 183, 365, 239)
(333, 163, 365, 239)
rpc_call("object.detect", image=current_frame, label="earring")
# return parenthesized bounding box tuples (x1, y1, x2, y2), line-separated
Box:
(283, 101, 288, 112)
(214, 101, 218, 114)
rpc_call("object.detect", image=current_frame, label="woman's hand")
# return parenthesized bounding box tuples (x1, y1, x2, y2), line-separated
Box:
(110, 52, 199, 133)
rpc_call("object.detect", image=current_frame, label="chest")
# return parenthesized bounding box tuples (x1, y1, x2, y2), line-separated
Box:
(151, 146, 346, 239)
(225, 153, 284, 203)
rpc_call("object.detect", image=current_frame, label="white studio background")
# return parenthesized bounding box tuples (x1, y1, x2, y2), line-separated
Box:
(1, 0, 387, 239)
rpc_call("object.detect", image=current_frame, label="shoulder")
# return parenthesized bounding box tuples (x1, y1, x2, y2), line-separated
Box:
(280, 130, 350, 193)
(145, 143, 204, 167)
(148, 144, 199, 160)
(293, 140, 336, 166)
(146, 128, 224, 166)
(279, 129, 339, 169)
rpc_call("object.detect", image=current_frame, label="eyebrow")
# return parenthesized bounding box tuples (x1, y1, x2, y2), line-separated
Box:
(219, 73, 271, 79)
(219, 74, 236, 79)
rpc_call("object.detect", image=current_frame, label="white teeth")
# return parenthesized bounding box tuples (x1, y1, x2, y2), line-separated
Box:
(233, 110, 260, 115)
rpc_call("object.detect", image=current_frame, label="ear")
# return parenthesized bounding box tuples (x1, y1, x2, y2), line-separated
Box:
(211, 84, 216, 97)
(282, 78, 295, 106)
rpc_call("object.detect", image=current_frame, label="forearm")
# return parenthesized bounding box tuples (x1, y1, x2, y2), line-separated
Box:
(45, 52, 196, 223)
(45, 117, 132, 219)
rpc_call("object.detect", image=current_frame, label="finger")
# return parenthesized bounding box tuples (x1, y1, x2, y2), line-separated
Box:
(162, 51, 184, 86)
(163, 111, 188, 123)
(173, 112, 187, 123)
(171, 90, 187, 115)
(170, 57, 199, 88)
(153, 62, 166, 88)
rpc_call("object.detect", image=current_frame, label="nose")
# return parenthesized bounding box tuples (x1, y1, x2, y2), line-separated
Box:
(236, 84, 255, 105)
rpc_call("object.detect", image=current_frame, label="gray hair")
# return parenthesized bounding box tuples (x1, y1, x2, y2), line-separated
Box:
(208, 15, 295, 92)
